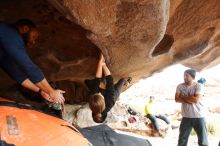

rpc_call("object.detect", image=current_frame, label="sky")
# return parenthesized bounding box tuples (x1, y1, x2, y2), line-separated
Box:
(123, 63, 220, 95)
(120, 63, 220, 113)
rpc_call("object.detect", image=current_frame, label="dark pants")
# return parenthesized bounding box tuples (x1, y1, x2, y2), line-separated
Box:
(114, 79, 126, 100)
(178, 117, 208, 146)
(146, 114, 170, 132)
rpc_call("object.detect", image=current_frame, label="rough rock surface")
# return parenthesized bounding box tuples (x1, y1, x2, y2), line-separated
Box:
(0, 0, 220, 102)
(63, 102, 161, 137)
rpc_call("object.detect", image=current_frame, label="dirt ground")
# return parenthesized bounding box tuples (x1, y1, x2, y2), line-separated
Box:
(120, 64, 220, 146)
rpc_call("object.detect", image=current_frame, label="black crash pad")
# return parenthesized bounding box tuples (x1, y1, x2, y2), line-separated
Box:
(79, 124, 152, 146)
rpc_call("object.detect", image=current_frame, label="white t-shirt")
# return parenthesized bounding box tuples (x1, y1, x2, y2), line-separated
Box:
(176, 82, 205, 118)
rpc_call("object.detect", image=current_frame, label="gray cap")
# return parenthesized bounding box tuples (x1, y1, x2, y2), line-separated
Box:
(184, 69, 196, 79)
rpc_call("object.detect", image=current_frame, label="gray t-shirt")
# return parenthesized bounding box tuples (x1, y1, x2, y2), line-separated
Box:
(176, 82, 205, 118)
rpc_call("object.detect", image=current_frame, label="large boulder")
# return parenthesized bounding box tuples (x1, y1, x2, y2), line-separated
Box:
(0, 0, 220, 102)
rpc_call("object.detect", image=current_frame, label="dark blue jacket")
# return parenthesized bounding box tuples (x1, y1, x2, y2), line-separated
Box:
(0, 22, 44, 84)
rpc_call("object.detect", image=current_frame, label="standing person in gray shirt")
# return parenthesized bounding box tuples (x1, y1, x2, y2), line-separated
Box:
(175, 69, 208, 146)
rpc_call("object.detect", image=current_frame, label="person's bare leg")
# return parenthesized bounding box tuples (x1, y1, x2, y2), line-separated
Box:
(102, 63, 111, 77)
(96, 53, 104, 78)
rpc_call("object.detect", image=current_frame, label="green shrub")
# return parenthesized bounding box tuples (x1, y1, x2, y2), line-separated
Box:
(207, 123, 216, 135)
(190, 122, 216, 136)
(190, 129, 196, 135)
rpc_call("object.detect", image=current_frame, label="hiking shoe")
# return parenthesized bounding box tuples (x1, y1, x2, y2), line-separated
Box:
(124, 77, 132, 86)
(127, 77, 132, 84)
